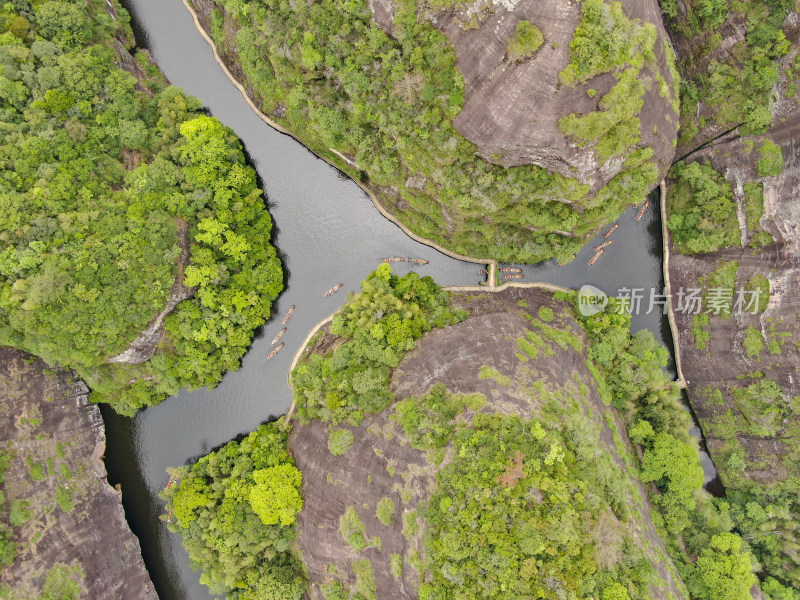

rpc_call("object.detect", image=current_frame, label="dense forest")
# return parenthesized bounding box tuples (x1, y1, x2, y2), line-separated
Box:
(165, 269, 766, 600)
(0, 0, 283, 414)
(197, 0, 676, 263)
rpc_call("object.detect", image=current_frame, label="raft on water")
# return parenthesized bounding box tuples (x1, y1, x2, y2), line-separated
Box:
(267, 342, 284, 360)
(603, 222, 620, 239)
(588, 248, 605, 266)
(270, 327, 287, 346)
(407, 258, 429, 265)
(503, 273, 524, 280)
(282, 305, 295, 325)
(382, 257, 405, 263)
(500, 267, 522, 273)
(593, 239, 615, 252)
(636, 200, 650, 222)
(324, 283, 344, 298)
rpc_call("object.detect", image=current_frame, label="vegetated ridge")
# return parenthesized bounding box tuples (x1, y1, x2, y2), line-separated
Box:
(188, 0, 679, 263)
(0, 0, 284, 415)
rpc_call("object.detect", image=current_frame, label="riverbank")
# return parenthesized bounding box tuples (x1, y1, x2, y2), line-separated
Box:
(179, 0, 496, 276)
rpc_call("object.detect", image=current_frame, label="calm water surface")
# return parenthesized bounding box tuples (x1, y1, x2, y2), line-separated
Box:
(104, 2, 716, 598)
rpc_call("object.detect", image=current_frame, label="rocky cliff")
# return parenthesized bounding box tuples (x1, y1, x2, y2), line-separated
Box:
(0, 347, 156, 599)
(421, 0, 679, 189)
(665, 2, 800, 590)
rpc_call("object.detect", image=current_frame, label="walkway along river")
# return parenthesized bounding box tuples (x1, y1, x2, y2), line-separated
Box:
(104, 1, 719, 598)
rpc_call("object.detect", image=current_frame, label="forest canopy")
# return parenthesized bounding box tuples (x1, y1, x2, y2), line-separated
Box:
(0, 0, 283, 414)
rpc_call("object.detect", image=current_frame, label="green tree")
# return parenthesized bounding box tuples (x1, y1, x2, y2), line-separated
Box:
(248, 465, 303, 527)
(689, 533, 756, 600)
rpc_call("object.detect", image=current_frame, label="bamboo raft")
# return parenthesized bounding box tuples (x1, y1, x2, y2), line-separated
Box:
(267, 342, 284, 360)
(382, 257, 405, 263)
(282, 305, 295, 325)
(603, 222, 620, 239)
(500, 267, 523, 273)
(270, 327, 287, 346)
(588, 248, 605, 266)
(408, 258, 429, 265)
(593, 239, 615, 252)
(636, 200, 650, 222)
(324, 283, 344, 298)
(503, 273, 524, 280)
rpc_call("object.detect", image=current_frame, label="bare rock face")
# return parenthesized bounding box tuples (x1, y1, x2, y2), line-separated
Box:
(0, 348, 157, 599)
(380, 0, 680, 188)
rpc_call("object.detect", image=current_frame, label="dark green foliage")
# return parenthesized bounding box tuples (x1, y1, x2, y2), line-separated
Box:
(0, 1, 282, 415)
(205, 0, 666, 264)
(506, 21, 544, 62)
(673, 0, 791, 141)
(291, 265, 466, 424)
(560, 0, 657, 85)
(667, 162, 739, 254)
(162, 422, 305, 600)
(580, 302, 691, 443)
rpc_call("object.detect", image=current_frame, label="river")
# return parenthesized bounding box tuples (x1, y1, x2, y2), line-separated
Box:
(104, 1, 717, 598)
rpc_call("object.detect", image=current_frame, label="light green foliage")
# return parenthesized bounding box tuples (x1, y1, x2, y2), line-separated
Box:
(39, 562, 86, 600)
(558, 0, 664, 166)
(537, 306, 555, 322)
(640, 432, 704, 511)
(730, 379, 785, 437)
(163, 423, 305, 599)
(339, 507, 368, 551)
(376, 497, 395, 525)
(667, 162, 739, 254)
(291, 266, 466, 424)
(0, 523, 15, 568)
(402, 510, 419, 541)
(756, 139, 784, 177)
(421, 410, 654, 599)
(327, 428, 354, 456)
(688, 533, 756, 600)
(743, 326, 764, 358)
(602, 582, 631, 600)
(0, 1, 283, 415)
(506, 21, 544, 62)
(352, 559, 377, 600)
(743, 183, 774, 249)
(560, 68, 645, 160)
(692, 314, 711, 350)
(703, 261, 738, 320)
(389, 554, 403, 580)
(248, 464, 303, 527)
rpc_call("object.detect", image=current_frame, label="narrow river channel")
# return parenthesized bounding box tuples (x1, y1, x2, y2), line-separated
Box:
(104, 1, 718, 598)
